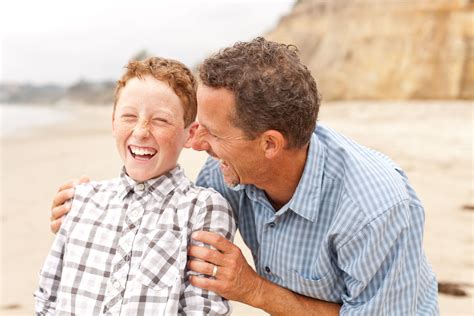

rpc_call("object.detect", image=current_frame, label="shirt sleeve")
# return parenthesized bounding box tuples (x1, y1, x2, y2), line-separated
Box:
(34, 187, 84, 315)
(34, 219, 69, 315)
(337, 200, 428, 315)
(179, 191, 237, 315)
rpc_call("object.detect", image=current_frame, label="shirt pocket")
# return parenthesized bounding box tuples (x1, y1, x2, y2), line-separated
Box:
(138, 229, 183, 290)
(284, 270, 343, 302)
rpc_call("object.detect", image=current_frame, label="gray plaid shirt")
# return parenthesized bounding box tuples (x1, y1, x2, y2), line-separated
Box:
(35, 166, 235, 315)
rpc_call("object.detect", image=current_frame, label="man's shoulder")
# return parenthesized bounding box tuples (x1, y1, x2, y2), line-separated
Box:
(315, 125, 411, 217)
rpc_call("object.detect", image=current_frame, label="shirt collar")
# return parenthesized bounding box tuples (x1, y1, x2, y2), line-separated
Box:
(233, 132, 326, 222)
(117, 165, 187, 201)
(287, 132, 326, 222)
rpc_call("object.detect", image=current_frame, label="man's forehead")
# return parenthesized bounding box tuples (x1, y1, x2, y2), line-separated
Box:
(197, 84, 235, 97)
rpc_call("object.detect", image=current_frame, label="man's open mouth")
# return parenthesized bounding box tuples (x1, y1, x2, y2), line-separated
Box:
(128, 145, 157, 161)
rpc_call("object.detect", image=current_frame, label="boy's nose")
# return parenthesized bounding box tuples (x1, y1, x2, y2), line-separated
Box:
(133, 120, 150, 138)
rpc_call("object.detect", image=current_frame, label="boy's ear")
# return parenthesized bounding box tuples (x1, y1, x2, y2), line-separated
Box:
(260, 130, 285, 159)
(111, 110, 116, 136)
(184, 121, 199, 148)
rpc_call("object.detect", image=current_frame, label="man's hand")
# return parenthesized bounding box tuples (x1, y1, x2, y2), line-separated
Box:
(187, 231, 264, 306)
(50, 176, 90, 233)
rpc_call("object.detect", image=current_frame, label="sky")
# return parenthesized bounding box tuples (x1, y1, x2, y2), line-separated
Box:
(0, 0, 295, 85)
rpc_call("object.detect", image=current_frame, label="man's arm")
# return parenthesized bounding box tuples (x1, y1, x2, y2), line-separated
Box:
(49, 176, 89, 233)
(335, 201, 438, 315)
(188, 231, 340, 316)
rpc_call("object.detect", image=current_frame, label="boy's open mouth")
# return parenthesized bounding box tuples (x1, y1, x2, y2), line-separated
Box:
(128, 145, 157, 161)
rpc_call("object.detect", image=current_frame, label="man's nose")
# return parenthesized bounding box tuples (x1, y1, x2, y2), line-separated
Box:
(191, 125, 210, 152)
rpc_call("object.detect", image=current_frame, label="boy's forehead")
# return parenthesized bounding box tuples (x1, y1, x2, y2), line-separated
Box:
(118, 78, 182, 107)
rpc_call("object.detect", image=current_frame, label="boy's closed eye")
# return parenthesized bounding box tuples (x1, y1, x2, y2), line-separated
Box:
(121, 113, 137, 121)
(152, 117, 171, 125)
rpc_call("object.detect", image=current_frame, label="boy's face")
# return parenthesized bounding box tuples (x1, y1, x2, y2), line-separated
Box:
(112, 75, 194, 182)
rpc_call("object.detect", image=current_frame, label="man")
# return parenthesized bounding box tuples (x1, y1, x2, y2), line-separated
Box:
(51, 37, 439, 315)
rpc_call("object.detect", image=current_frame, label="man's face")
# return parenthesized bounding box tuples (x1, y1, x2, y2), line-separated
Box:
(193, 84, 263, 187)
(112, 75, 191, 182)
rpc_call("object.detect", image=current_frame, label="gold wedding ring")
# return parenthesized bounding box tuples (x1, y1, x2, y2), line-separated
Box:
(211, 265, 218, 277)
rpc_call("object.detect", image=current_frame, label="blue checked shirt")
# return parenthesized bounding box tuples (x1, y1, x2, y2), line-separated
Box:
(196, 124, 439, 315)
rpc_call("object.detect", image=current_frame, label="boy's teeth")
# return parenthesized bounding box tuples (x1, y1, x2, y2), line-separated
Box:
(130, 146, 156, 155)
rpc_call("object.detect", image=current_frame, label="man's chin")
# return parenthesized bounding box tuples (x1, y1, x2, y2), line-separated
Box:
(219, 163, 240, 187)
(223, 176, 240, 188)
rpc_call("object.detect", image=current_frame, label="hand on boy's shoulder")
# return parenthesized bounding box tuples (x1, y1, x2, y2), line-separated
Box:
(50, 176, 90, 234)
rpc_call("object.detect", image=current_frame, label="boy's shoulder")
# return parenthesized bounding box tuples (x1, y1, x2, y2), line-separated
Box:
(74, 178, 121, 200)
(177, 178, 228, 203)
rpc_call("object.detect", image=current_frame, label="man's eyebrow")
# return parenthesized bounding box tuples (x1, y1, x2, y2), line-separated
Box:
(199, 122, 216, 134)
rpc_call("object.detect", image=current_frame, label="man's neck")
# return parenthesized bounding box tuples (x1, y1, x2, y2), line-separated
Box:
(259, 145, 309, 211)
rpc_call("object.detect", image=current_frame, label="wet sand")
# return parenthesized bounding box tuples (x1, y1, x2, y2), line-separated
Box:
(1, 101, 473, 315)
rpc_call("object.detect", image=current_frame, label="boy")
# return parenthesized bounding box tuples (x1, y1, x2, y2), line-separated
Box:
(35, 57, 236, 315)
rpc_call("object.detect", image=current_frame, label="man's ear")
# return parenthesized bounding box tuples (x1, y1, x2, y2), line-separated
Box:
(260, 130, 285, 159)
(184, 121, 199, 148)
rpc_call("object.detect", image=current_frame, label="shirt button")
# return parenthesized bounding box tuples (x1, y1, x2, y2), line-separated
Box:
(131, 209, 139, 218)
(136, 183, 145, 191)
(265, 266, 271, 273)
(269, 223, 276, 228)
(113, 281, 121, 289)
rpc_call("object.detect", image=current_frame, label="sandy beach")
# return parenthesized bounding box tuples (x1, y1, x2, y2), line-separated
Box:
(1, 101, 473, 315)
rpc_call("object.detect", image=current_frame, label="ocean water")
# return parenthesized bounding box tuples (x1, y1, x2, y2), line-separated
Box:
(0, 104, 72, 137)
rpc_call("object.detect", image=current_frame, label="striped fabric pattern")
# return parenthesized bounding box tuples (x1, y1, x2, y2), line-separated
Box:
(197, 124, 439, 315)
(35, 166, 235, 315)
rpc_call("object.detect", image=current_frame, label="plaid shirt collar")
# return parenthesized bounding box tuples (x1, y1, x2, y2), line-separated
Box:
(117, 165, 186, 201)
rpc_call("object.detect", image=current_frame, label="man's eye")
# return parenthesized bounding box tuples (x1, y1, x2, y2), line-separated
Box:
(121, 114, 137, 119)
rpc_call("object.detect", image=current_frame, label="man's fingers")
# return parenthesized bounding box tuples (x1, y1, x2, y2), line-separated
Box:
(56, 176, 89, 192)
(57, 179, 78, 192)
(78, 175, 90, 184)
(189, 276, 222, 295)
(51, 188, 75, 209)
(188, 245, 223, 265)
(51, 203, 71, 221)
(50, 217, 63, 234)
(191, 231, 233, 253)
(188, 260, 219, 277)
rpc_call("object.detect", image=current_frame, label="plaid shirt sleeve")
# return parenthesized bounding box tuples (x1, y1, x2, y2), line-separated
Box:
(179, 190, 236, 315)
(34, 215, 71, 315)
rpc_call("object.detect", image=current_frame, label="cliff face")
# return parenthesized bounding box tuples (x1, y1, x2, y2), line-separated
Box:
(266, 0, 474, 100)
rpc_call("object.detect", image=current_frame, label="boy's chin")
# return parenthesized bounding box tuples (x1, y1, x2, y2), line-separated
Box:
(126, 169, 161, 183)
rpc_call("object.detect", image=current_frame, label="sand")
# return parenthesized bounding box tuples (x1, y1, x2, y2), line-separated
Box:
(1, 101, 473, 315)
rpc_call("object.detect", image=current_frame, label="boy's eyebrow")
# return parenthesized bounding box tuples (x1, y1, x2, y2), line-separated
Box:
(120, 106, 137, 111)
(152, 110, 174, 117)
